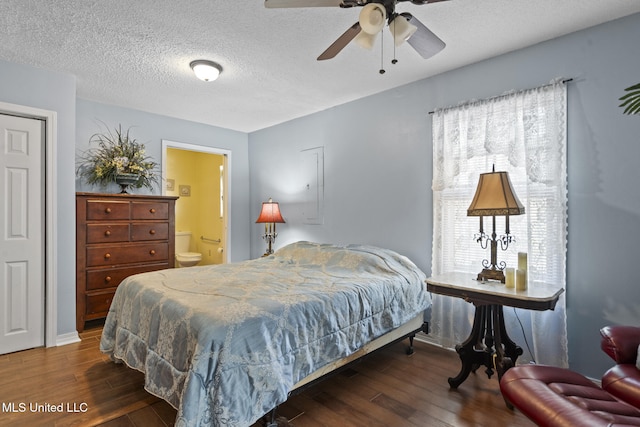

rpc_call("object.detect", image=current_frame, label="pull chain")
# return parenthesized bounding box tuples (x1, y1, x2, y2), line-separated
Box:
(379, 29, 385, 74)
(392, 15, 398, 65)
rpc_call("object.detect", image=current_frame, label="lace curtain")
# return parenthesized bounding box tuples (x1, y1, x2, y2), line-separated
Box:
(429, 80, 568, 367)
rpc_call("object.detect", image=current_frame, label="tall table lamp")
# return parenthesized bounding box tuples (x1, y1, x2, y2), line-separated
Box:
(256, 198, 285, 256)
(467, 168, 524, 283)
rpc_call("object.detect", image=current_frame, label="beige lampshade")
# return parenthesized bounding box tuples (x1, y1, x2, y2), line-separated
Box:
(355, 30, 378, 50)
(467, 171, 525, 216)
(359, 3, 387, 35)
(256, 198, 285, 223)
(389, 15, 417, 46)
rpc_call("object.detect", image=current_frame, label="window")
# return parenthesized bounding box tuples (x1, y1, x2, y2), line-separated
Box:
(430, 81, 568, 367)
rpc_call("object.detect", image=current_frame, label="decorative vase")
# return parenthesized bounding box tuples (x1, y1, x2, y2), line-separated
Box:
(115, 173, 140, 194)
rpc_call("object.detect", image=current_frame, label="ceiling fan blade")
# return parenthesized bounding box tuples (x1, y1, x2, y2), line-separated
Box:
(265, 0, 345, 8)
(317, 22, 361, 61)
(402, 13, 445, 59)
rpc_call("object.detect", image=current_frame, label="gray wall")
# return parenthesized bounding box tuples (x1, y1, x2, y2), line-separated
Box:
(248, 13, 640, 378)
(0, 59, 77, 336)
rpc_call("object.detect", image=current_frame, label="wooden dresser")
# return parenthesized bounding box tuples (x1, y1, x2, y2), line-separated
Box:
(76, 192, 178, 332)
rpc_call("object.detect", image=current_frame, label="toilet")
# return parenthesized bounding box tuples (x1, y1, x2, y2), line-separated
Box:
(175, 231, 202, 267)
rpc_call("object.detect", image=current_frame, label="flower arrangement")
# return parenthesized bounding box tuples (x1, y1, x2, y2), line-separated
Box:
(77, 124, 159, 191)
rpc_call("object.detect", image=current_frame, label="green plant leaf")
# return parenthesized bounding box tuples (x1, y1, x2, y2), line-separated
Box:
(619, 83, 640, 115)
(619, 90, 640, 101)
(623, 98, 640, 115)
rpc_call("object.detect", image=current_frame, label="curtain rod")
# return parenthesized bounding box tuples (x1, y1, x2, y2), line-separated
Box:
(427, 78, 573, 115)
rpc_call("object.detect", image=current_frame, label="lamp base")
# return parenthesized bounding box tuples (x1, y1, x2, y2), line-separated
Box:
(476, 268, 505, 284)
(262, 232, 276, 257)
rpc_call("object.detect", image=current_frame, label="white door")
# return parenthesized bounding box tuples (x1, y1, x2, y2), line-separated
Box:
(0, 113, 44, 354)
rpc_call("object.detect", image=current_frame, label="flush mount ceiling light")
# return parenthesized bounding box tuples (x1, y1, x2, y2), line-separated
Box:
(189, 60, 222, 82)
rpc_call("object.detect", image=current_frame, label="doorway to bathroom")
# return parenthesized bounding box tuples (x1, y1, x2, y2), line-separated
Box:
(162, 140, 230, 265)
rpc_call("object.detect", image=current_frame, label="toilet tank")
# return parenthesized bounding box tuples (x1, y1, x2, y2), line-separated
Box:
(175, 231, 192, 253)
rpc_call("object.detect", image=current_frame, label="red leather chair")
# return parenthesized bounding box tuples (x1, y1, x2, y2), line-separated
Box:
(601, 326, 640, 410)
(500, 326, 640, 426)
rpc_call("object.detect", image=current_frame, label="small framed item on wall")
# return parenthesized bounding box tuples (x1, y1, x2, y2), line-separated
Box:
(179, 185, 191, 197)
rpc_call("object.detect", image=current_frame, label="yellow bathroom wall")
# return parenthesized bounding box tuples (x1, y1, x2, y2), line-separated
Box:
(196, 154, 224, 265)
(166, 147, 225, 265)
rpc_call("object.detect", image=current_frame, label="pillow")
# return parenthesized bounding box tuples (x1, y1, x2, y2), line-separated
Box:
(637, 344, 640, 370)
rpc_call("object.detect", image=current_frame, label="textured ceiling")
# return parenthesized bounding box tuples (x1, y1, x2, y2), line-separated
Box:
(1, 0, 640, 133)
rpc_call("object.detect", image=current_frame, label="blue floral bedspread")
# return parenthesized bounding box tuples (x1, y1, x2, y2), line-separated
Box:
(100, 241, 428, 426)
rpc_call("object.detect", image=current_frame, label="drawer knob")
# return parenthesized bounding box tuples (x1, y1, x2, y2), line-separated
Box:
(150, 208, 156, 214)
(104, 230, 111, 237)
(105, 276, 112, 282)
(149, 229, 156, 235)
(104, 253, 111, 259)
(149, 250, 156, 255)
(105, 208, 112, 214)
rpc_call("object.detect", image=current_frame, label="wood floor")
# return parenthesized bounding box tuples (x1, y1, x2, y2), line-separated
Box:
(0, 323, 534, 427)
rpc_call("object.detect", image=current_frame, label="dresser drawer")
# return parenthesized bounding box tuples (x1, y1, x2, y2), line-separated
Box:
(86, 263, 169, 291)
(86, 224, 130, 243)
(131, 222, 169, 241)
(85, 290, 115, 318)
(131, 201, 169, 220)
(86, 200, 130, 220)
(86, 243, 169, 267)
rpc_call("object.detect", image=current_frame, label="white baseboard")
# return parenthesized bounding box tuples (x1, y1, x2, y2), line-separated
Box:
(55, 331, 81, 347)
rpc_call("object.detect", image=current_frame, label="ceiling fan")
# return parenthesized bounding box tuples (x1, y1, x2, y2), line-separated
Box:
(264, 0, 448, 61)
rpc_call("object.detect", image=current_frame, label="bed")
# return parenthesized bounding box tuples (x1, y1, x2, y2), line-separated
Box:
(99, 241, 430, 426)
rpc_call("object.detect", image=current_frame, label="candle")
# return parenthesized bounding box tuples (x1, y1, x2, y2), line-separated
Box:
(505, 268, 515, 288)
(518, 252, 528, 271)
(516, 269, 527, 291)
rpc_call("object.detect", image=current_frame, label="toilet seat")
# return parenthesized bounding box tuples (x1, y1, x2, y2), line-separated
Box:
(176, 251, 202, 267)
(176, 252, 202, 261)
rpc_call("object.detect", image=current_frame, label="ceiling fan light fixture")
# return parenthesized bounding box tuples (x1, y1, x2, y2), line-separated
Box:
(359, 3, 387, 35)
(354, 30, 378, 50)
(189, 60, 222, 82)
(389, 15, 417, 46)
